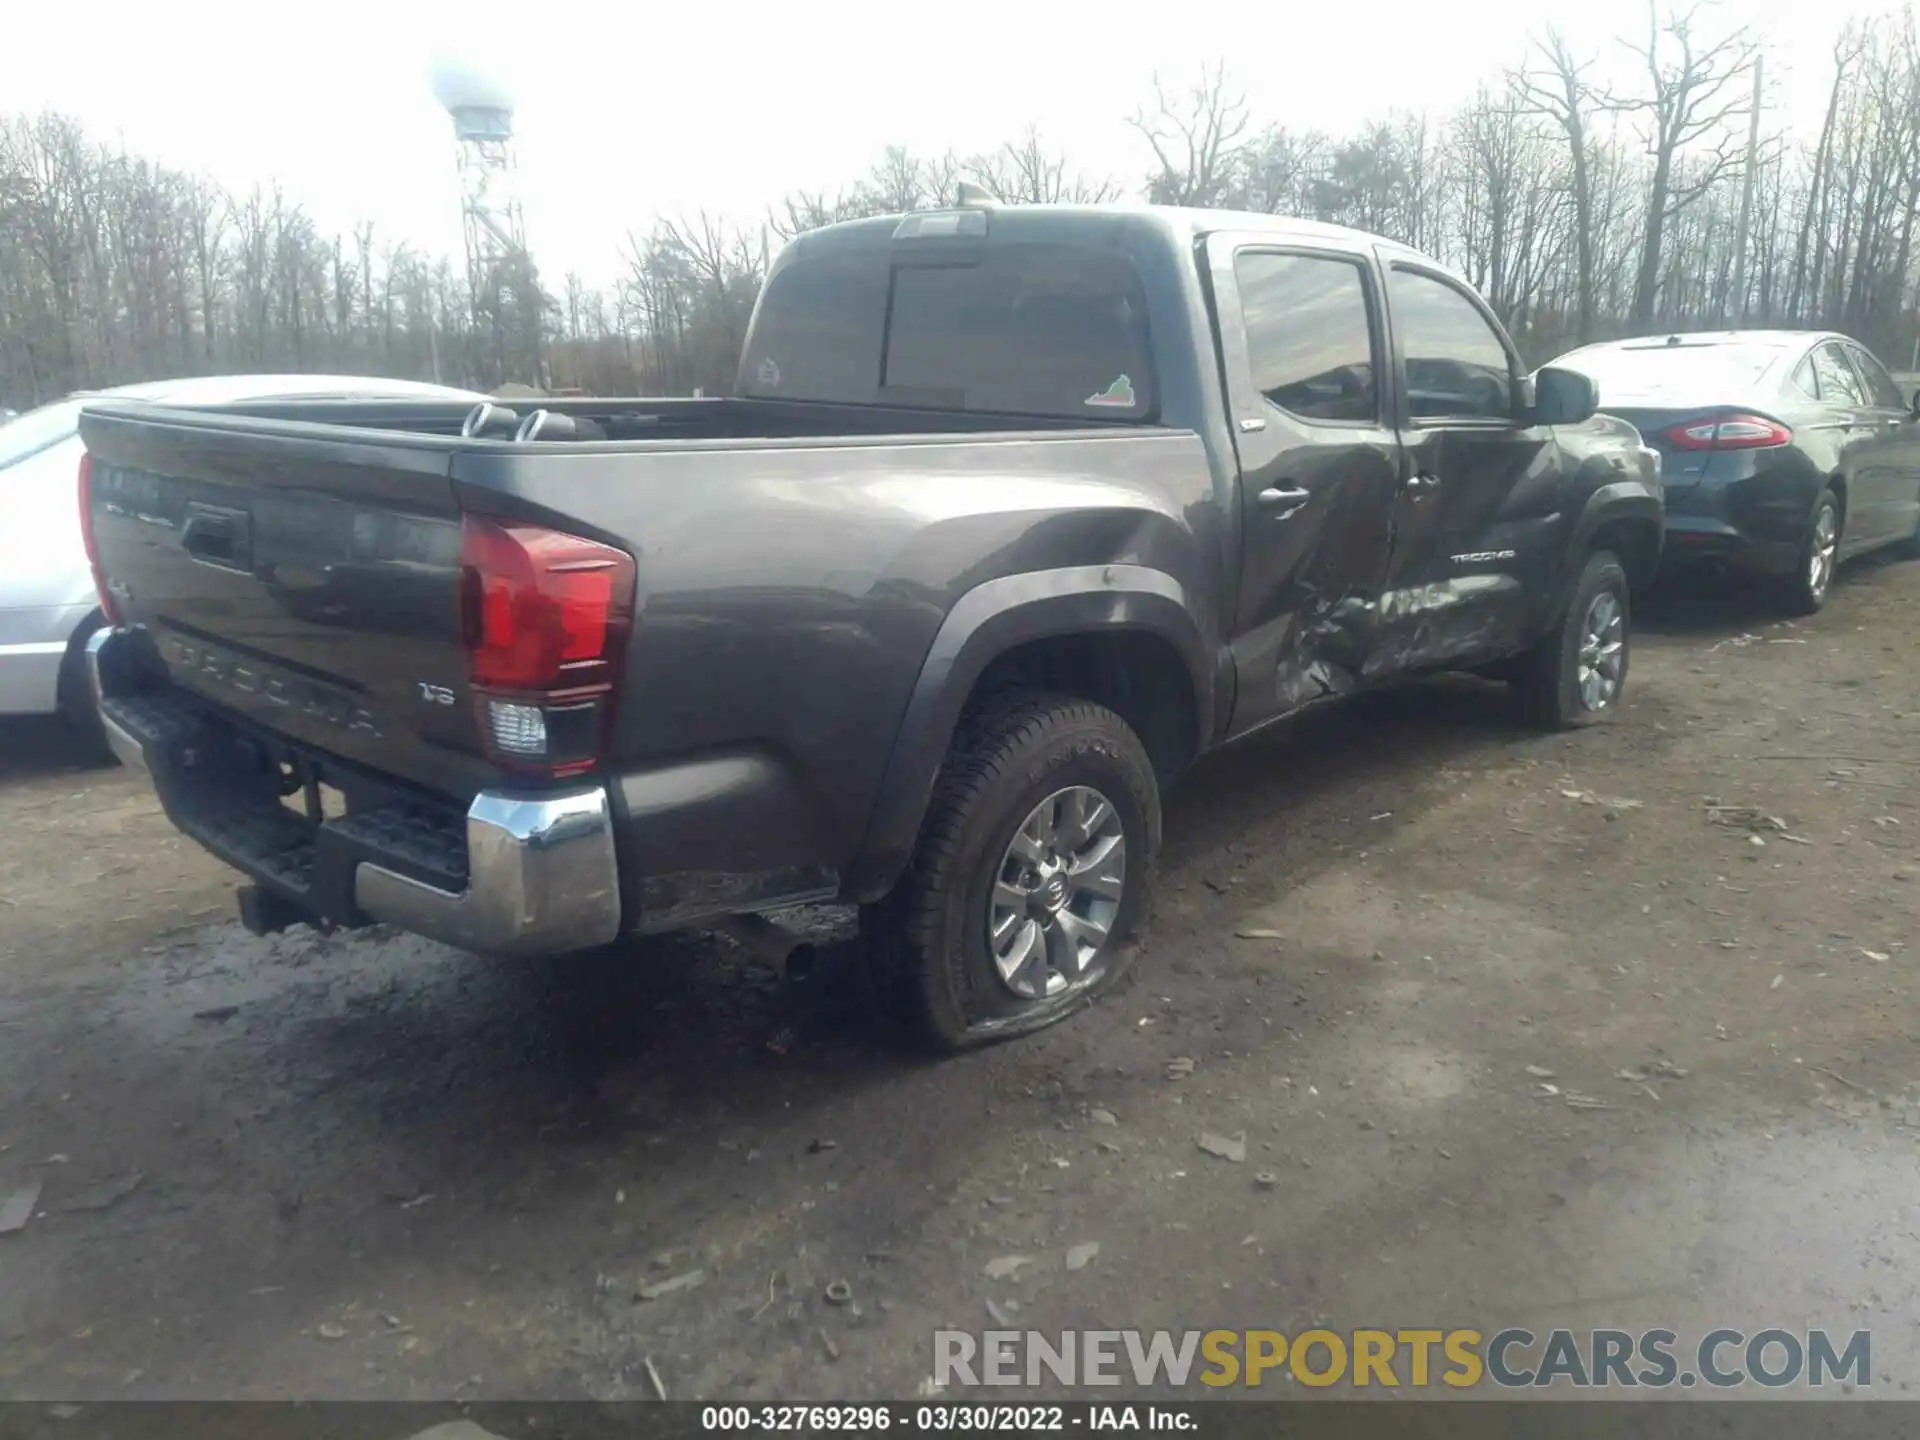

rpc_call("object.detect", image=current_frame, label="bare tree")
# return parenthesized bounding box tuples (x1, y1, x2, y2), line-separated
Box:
(1619, 1, 1758, 326)
(7, 21, 1920, 412)
(968, 127, 1120, 204)
(1514, 28, 1604, 343)
(1128, 63, 1250, 206)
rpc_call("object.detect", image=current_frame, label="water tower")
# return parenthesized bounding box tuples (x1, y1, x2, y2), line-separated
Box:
(429, 55, 543, 386)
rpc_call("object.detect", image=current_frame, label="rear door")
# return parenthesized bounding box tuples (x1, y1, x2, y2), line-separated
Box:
(1840, 340, 1920, 547)
(1377, 260, 1553, 674)
(1204, 235, 1400, 733)
(1806, 341, 1889, 548)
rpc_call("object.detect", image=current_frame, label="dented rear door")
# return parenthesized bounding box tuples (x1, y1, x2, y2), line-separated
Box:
(1205, 233, 1400, 736)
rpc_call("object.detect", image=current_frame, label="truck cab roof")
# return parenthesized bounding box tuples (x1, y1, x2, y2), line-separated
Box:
(780, 202, 1448, 277)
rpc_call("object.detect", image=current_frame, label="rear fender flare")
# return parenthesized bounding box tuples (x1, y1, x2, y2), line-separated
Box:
(843, 564, 1214, 903)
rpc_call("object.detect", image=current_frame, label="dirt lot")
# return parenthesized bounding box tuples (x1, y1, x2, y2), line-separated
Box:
(2, 556, 1918, 1402)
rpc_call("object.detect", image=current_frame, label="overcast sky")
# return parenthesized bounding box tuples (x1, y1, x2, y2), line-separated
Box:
(2, 0, 1878, 287)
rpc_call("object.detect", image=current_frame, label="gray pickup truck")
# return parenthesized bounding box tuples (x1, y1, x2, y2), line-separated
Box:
(80, 202, 1661, 1048)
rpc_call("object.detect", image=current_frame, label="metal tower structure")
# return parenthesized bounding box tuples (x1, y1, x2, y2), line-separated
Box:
(429, 56, 544, 387)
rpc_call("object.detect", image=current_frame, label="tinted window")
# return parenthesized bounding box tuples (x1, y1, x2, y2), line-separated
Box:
(741, 239, 1154, 422)
(1790, 356, 1820, 401)
(1845, 344, 1905, 410)
(1812, 343, 1867, 407)
(1389, 269, 1513, 420)
(883, 247, 1153, 419)
(738, 242, 891, 404)
(1232, 252, 1377, 422)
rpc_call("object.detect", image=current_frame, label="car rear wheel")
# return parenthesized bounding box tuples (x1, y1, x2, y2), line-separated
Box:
(865, 691, 1160, 1052)
(1516, 550, 1630, 730)
(56, 616, 114, 766)
(1896, 494, 1920, 560)
(1783, 489, 1841, 614)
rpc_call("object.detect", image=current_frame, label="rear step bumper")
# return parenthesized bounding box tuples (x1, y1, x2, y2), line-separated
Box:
(87, 627, 622, 957)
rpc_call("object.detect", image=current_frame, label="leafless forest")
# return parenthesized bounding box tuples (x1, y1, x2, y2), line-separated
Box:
(4, 3, 1919, 408)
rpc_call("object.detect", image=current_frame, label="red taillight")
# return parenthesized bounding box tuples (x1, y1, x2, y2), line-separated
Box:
(1662, 414, 1793, 451)
(458, 514, 635, 777)
(77, 453, 122, 624)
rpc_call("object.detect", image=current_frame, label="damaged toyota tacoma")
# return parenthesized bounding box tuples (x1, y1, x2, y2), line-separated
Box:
(79, 203, 1661, 1049)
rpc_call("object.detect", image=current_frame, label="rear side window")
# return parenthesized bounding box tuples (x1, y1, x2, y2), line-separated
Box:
(1389, 268, 1514, 420)
(741, 240, 1154, 422)
(1811, 343, 1867, 407)
(1233, 251, 1378, 423)
(1846, 344, 1905, 410)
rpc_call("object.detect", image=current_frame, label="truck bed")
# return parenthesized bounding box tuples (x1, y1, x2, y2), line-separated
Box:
(79, 396, 1208, 934)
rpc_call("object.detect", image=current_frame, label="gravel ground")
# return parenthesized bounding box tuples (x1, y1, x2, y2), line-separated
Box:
(1, 556, 1917, 1402)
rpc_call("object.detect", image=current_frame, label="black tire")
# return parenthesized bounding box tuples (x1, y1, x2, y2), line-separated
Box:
(56, 618, 115, 765)
(1895, 494, 1920, 561)
(1782, 488, 1842, 614)
(1516, 550, 1631, 730)
(865, 691, 1161, 1052)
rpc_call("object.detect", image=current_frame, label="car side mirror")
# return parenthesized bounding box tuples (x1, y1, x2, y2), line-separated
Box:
(1532, 366, 1599, 426)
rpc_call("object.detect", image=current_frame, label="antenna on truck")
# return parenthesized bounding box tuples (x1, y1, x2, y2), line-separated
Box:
(955, 181, 1001, 209)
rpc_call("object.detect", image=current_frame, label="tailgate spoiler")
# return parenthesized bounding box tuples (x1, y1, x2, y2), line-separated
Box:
(78, 400, 466, 501)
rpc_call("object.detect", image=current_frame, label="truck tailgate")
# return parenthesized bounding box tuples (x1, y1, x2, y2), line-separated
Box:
(80, 407, 496, 800)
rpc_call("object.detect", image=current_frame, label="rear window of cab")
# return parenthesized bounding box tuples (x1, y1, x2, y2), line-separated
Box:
(740, 239, 1155, 423)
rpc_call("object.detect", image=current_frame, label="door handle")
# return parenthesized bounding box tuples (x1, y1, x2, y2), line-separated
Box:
(1405, 472, 1442, 495)
(1257, 486, 1310, 512)
(180, 503, 252, 571)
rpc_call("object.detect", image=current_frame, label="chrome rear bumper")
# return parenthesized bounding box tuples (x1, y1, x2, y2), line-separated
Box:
(86, 628, 149, 771)
(88, 626, 622, 958)
(353, 789, 621, 957)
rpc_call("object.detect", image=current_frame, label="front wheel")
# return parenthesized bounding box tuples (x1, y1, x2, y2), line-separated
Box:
(865, 692, 1161, 1051)
(1516, 550, 1631, 730)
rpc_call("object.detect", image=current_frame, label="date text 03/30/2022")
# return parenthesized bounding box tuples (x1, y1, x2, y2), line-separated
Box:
(700, 1405, 1193, 1431)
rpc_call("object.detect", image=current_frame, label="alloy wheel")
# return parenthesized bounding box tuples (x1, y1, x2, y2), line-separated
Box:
(1808, 504, 1838, 601)
(1576, 590, 1626, 712)
(987, 786, 1127, 1000)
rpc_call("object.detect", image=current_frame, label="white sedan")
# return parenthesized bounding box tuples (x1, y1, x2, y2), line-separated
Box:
(0, 373, 485, 755)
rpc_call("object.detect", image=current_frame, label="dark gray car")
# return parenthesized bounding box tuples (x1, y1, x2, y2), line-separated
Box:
(1551, 330, 1920, 611)
(79, 203, 1661, 1050)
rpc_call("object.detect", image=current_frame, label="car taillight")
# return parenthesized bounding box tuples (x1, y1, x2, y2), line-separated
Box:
(1661, 415, 1793, 451)
(77, 453, 122, 624)
(458, 513, 636, 778)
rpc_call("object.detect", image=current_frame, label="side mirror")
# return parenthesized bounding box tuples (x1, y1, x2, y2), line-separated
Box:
(1532, 366, 1599, 426)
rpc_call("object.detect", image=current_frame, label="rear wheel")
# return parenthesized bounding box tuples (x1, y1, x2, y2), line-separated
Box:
(1516, 550, 1630, 730)
(1783, 488, 1841, 614)
(1896, 493, 1920, 560)
(865, 692, 1160, 1051)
